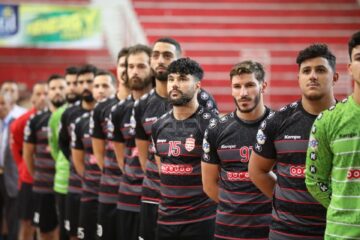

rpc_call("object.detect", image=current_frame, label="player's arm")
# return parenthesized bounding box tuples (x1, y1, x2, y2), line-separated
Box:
(155, 155, 161, 174)
(112, 141, 125, 172)
(91, 138, 105, 170)
(201, 162, 220, 203)
(305, 116, 332, 208)
(23, 142, 35, 176)
(136, 139, 149, 173)
(71, 121, 85, 176)
(72, 148, 85, 176)
(249, 152, 277, 199)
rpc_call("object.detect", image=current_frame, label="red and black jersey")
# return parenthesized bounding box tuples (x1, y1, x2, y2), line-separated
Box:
(110, 95, 144, 212)
(59, 102, 87, 194)
(253, 101, 326, 239)
(151, 106, 218, 225)
(71, 112, 101, 202)
(203, 109, 272, 239)
(24, 108, 54, 193)
(135, 88, 219, 204)
(90, 96, 122, 204)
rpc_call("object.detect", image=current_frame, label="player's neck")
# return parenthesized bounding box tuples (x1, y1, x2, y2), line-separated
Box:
(301, 94, 336, 115)
(173, 98, 199, 121)
(236, 104, 266, 121)
(132, 84, 152, 100)
(353, 81, 360, 105)
(82, 100, 95, 110)
(155, 80, 167, 98)
(117, 84, 130, 100)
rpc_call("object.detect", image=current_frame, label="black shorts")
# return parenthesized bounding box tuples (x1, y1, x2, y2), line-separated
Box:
(78, 200, 98, 240)
(117, 209, 140, 240)
(139, 202, 158, 240)
(18, 183, 34, 220)
(97, 203, 117, 240)
(156, 218, 215, 240)
(32, 192, 58, 233)
(65, 192, 81, 237)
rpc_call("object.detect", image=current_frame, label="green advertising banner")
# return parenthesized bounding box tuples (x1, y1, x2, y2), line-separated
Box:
(0, 4, 103, 49)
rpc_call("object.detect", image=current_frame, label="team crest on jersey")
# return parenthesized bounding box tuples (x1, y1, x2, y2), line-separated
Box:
(185, 137, 196, 152)
(201, 92, 209, 100)
(256, 130, 266, 145)
(202, 138, 210, 153)
(206, 100, 213, 109)
(202, 113, 211, 120)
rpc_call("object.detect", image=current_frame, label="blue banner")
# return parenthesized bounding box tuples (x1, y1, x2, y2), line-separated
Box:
(0, 4, 18, 37)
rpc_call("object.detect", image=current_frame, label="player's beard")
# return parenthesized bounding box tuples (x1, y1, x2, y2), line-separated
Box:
(129, 75, 153, 90)
(51, 98, 66, 108)
(169, 89, 196, 106)
(303, 92, 325, 101)
(81, 89, 94, 103)
(234, 90, 261, 113)
(154, 65, 168, 82)
(66, 93, 79, 104)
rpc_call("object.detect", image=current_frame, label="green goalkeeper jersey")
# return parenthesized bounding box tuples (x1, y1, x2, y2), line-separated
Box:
(306, 95, 360, 240)
(49, 105, 69, 194)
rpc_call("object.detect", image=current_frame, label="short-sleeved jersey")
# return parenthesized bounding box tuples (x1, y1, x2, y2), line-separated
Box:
(135, 88, 219, 204)
(152, 106, 218, 225)
(71, 111, 101, 202)
(59, 102, 87, 194)
(306, 96, 360, 240)
(90, 95, 122, 204)
(24, 108, 55, 193)
(110, 95, 144, 212)
(253, 101, 326, 239)
(203, 109, 272, 239)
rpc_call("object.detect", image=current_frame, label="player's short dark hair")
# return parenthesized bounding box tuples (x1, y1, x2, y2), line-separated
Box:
(167, 57, 204, 81)
(154, 37, 182, 56)
(296, 44, 336, 71)
(47, 74, 65, 84)
(348, 31, 360, 61)
(95, 69, 116, 86)
(117, 47, 129, 63)
(65, 66, 78, 76)
(77, 64, 97, 77)
(127, 44, 152, 60)
(229, 60, 265, 83)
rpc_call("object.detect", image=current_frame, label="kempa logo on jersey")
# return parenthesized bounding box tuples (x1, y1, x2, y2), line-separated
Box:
(145, 117, 157, 122)
(284, 135, 301, 140)
(220, 145, 236, 149)
(161, 164, 193, 175)
(226, 171, 250, 181)
(289, 166, 305, 177)
(347, 169, 360, 180)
